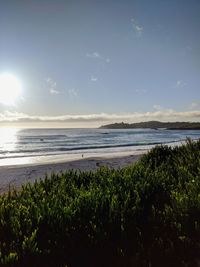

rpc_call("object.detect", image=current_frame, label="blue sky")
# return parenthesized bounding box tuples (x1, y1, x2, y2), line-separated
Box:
(0, 0, 200, 127)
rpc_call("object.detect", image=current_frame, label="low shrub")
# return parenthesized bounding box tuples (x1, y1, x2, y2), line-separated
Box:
(1, 139, 200, 266)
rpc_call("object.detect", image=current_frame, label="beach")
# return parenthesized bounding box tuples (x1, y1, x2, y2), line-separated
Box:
(1, 127, 199, 194)
(0, 150, 145, 194)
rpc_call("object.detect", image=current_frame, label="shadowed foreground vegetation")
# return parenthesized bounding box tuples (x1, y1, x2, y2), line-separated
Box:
(1, 139, 200, 266)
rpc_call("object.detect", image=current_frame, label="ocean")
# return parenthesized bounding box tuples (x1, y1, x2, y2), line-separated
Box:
(1, 128, 200, 166)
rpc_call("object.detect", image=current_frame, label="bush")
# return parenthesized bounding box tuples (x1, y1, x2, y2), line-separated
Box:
(0, 139, 200, 266)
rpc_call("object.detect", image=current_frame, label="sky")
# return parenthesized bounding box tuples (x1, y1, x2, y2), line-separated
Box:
(0, 0, 200, 127)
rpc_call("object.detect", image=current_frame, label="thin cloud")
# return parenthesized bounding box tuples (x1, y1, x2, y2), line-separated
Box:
(189, 102, 199, 110)
(46, 77, 60, 95)
(174, 80, 186, 88)
(50, 88, 59, 95)
(134, 89, 147, 94)
(86, 52, 101, 58)
(86, 52, 110, 63)
(153, 105, 162, 111)
(68, 88, 78, 98)
(131, 18, 143, 36)
(90, 76, 98, 82)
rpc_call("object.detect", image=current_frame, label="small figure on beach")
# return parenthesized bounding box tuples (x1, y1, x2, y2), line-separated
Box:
(82, 154, 84, 158)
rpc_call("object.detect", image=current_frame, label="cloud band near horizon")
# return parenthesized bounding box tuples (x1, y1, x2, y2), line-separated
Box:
(0, 110, 200, 126)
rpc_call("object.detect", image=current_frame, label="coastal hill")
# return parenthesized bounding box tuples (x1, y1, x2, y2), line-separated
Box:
(100, 120, 200, 130)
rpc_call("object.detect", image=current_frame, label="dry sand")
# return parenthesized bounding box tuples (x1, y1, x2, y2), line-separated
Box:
(0, 151, 146, 194)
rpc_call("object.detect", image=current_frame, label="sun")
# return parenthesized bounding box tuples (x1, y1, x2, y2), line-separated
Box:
(0, 73, 22, 106)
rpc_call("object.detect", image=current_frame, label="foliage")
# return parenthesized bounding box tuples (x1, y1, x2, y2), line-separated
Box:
(1, 139, 200, 266)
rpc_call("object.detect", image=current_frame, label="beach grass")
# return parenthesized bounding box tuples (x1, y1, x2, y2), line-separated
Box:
(0, 138, 200, 266)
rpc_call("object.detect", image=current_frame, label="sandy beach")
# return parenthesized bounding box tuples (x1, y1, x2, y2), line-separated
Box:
(0, 150, 146, 194)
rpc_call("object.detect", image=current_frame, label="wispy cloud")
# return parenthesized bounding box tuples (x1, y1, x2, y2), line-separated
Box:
(86, 52, 110, 63)
(134, 89, 147, 94)
(174, 80, 186, 88)
(131, 18, 143, 36)
(90, 76, 98, 82)
(189, 102, 200, 110)
(153, 105, 163, 111)
(50, 88, 59, 95)
(46, 77, 60, 95)
(86, 52, 101, 58)
(1, 109, 200, 124)
(68, 88, 78, 98)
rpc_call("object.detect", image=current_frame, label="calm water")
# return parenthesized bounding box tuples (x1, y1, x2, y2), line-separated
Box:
(0, 128, 200, 166)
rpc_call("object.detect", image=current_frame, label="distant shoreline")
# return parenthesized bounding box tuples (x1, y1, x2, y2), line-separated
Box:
(100, 120, 200, 130)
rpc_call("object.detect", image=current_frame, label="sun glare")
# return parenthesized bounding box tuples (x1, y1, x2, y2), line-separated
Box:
(0, 73, 22, 106)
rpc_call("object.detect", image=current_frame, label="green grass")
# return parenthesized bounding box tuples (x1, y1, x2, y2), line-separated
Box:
(1, 139, 200, 266)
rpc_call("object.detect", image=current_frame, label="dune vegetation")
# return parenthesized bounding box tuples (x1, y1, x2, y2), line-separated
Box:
(0, 139, 200, 266)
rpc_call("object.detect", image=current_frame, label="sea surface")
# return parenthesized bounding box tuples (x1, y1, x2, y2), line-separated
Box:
(0, 128, 200, 166)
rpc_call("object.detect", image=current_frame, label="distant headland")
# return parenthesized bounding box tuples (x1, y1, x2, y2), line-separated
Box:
(99, 121, 200, 130)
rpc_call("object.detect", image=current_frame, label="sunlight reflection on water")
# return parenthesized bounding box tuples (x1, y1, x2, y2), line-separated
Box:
(0, 128, 18, 152)
(0, 128, 32, 166)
